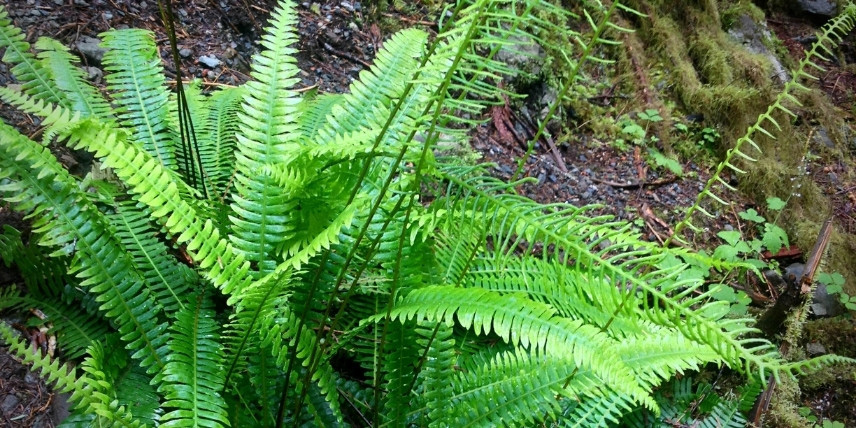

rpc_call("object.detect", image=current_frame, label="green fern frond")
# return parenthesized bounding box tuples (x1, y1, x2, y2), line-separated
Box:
(317, 28, 428, 149)
(0, 323, 144, 427)
(101, 29, 178, 170)
(200, 86, 243, 198)
(413, 321, 456, 425)
(782, 353, 856, 375)
(296, 93, 344, 139)
(0, 123, 169, 374)
(15, 294, 111, 360)
(78, 339, 150, 427)
(441, 349, 606, 427)
(57, 119, 252, 297)
(229, 0, 302, 271)
(669, 3, 856, 243)
(34, 37, 112, 120)
(158, 294, 230, 427)
(0, 84, 81, 137)
(437, 168, 783, 378)
(0, 6, 67, 105)
(379, 321, 420, 426)
(559, 393, 636, 428)
(383, 285, 656, 411)
(259, 297, 345, 424)
(110, 199, 196, 314)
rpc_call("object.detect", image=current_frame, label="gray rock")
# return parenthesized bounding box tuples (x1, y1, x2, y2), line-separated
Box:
(1, 393, 20, 414)
(794, 0, 837, 17)
(83, 66, 103, 82)
(494, 33, 546, 78)
(806, 342, 826, 356)
(198, 55, 221, 68)
(811, 282, 843, 317)
(813, 127, 835, 148)
(727, 14, 790, 85)
(76, 36, 107, 64)
(179, 48, 192, 58)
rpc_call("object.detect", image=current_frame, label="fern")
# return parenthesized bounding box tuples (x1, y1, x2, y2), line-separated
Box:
(0, 122, 169, 375)
(34, 37, 112, 121)
(158, 294, 230, 427)
(229, 0, 302, 272)
(1, 1, 854, 426)
(0, 6, 67, 105)
(668, 2, 856, 243)
(101, 29, 179, 170)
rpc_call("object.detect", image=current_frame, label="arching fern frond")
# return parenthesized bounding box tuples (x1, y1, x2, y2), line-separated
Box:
(412, 321, 456, 425)
(0, 323, 144, 427)
(101, 29, 178, 170)
(110, 199, 196, 315)
(0, 123, 168, 375)
(228, 0, 302, 271)
(199, 86, 242, 198)
(436, 167, 784, 379)
(59, 119, 252, 297)
(316, 28, 428, 150)
(382, 285, 656, 411)
(440, 349, 612, 427)
(158, 294, 230, 428)
(0, 5, 67, 105)
(668, 3, 856, 244)
(34, 37, 112, 120)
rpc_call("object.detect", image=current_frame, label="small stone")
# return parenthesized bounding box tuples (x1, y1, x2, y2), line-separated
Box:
(806, 342, 826, 356)
(341, 1, 353, 11)
(103, 11, 112, 20)
(53, 0, 63, 4)
(198, 55, 221, 68)
(83, 66, 102, 82)
(1, 393, 20, 414)
(76, 36, 107, 64)
(795, 0, 837, 17)
(179, 48, 192, 58)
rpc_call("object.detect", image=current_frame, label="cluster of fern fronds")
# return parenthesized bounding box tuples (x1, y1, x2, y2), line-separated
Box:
(0, 0, 852, 426)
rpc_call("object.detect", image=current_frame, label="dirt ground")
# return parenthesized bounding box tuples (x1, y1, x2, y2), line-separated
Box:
(0, 0, 854, 426)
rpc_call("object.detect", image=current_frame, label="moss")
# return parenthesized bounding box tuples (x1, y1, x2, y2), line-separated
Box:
(722, 1, 768, 29)
(769, 375, 813, 427)
(804, 318, 856, 357)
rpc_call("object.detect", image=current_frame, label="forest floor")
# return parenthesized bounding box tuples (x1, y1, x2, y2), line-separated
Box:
(0, 0, 854, 426)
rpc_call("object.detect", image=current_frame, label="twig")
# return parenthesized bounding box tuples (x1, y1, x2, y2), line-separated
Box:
(321, 42, 372, 69)
(543, 132, 567, 173)
(591, 176, 677, 189)
(166, 79, 236, 88)
(381, 12, 437, 27)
